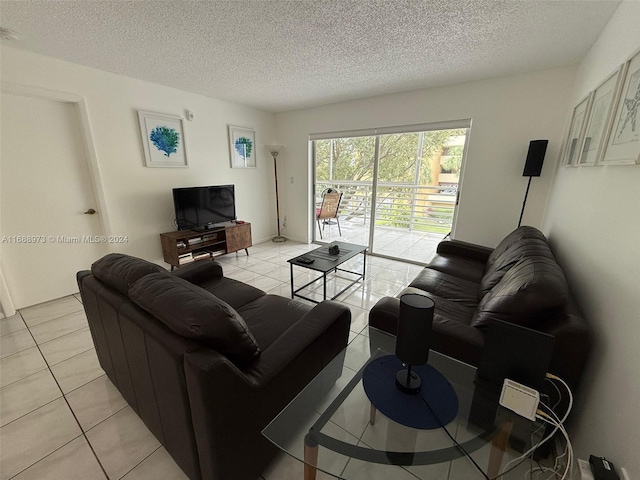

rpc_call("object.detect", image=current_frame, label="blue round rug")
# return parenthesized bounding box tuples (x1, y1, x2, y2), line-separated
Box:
(362, 355, 459, 430)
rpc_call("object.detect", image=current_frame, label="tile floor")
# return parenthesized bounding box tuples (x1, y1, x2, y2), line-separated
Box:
(313, 219, 445, 265)
(0, 240, 425, 480)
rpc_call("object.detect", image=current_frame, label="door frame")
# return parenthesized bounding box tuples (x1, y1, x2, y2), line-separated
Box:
(309, 122, 471, 258)
(0, 82, 111, 316)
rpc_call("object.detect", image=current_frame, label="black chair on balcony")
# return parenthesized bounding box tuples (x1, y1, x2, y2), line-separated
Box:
(316, 189, 343, 239)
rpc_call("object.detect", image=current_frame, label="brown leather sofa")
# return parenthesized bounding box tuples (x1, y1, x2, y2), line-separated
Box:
(369, 226, 591, 391)
(77, 254, 351, 480)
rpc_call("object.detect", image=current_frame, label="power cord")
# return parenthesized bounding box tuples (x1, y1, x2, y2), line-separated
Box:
(491, 373, 573, 480)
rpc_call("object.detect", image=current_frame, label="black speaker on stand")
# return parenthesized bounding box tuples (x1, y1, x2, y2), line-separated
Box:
(395, 294, 435, 394)
(518, 140, 548, 227)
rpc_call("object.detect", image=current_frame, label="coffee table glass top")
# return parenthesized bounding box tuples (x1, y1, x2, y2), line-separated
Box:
(263, 328, 546, 480)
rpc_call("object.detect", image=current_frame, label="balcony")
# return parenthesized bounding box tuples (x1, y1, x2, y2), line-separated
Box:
(315, 182, 456, 264)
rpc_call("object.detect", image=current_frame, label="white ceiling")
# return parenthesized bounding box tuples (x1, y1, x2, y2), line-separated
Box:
(0, 0, 620, 113)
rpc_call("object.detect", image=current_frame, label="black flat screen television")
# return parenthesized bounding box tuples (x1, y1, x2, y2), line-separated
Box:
(173, 185, 236, 231)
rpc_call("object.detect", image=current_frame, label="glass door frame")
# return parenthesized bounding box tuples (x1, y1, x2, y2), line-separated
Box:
(310, 120, 471, 264)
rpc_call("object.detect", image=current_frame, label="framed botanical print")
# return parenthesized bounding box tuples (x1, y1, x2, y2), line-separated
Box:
(578, 64, 626, 166)
(561, 93, 593, 167)
(228, 125, 256, 168)
(138, 111, 188, 168)
(602, 49, 640, 165)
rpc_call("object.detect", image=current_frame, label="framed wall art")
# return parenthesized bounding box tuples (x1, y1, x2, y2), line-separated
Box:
(602, 49, 640, 165)
(561, 93, 593, 167)
(578, 64, 627, 166)
(228, 125, 256, 168)
(138, 111, 188, 168)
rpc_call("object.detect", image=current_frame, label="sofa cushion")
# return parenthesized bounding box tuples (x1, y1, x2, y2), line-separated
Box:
(91, 253, 165, 295)
(238, 295, 312, 350)
(480, 238, 555, 297)
(485, 226, 547, 270)
(408, 269, 479, 309)
(425, 254, 486, 283)
(196, 276, 266, 310)
(398, 287, 475, 325)
(129, 273, 260, 366)
(471, 256, 568, 329)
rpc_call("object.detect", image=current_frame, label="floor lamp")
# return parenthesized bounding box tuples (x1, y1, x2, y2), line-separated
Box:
(518, 140, 548, 227)
(266, 145, 286, 243)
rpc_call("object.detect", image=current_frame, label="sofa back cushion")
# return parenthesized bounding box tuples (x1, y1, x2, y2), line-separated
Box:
(486, 226, 547, 269)
(480, 238, 555, 297)
(91, 253, 165, 295)
(129, 273, 260, 366)
(471, 256, 568, 329)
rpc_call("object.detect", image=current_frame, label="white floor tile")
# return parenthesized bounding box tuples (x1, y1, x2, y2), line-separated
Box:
(0, 347, 48, 388)
(65, 374, 127, 431)
(0, 397, 82, 479)
(86, 406, 161, 480)
(38, 327, 94, 366)
(347, 304, 369, 334)
(11, 436, 107, 480)
(0, 313, 27, 337)
(121, 447, 188, 480)
(29, 310, 88, 345)
(341, 453, 430, 480)
(19, 296, 83, 327)
(50, 348, 104, 394)
(339, 285, 386, 310)
(343, 334, 372, 372)
(248, 275, 284, 293)
(0, 368, 62, 427)
(0, 328, 36, 359)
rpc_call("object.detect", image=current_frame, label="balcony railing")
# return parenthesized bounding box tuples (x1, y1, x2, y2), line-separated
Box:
(317, 181, 456, 235)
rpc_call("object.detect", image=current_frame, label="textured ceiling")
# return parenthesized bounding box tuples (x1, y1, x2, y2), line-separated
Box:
(0, 0, 620, 112)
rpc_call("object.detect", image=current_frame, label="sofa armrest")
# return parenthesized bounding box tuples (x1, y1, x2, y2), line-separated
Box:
(436, 239, 493, 264)
(244, 300, 351, 385)
(171, 260, 223, 284)
(183, 300, 351, 480)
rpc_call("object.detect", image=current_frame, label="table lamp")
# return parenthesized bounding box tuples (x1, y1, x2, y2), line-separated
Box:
(395, 293, 435, 394)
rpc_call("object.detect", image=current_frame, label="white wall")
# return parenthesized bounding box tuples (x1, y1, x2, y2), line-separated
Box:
(274, 66, 577, 246)
(1, 46, 277, 270)
(542, 2, 640, 476)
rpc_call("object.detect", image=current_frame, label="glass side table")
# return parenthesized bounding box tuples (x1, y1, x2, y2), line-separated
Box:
(263, 328, 549, 479)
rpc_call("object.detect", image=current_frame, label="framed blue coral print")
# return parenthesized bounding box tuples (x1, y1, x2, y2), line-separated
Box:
(228, 125, 256, 168)
(138, 111, 188, 167)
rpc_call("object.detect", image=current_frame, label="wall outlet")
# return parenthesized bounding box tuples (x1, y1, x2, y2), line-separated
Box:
(282, 216, 287, 228)
(578, 459, 595, 480)
(290, 176, 294, 184)
(620, 467, 630, 480)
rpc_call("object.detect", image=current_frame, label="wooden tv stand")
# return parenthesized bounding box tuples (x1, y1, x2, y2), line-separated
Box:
(160, 222, 252, 268)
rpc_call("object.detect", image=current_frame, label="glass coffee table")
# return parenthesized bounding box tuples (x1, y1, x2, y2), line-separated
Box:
(263, 328, 548, 479)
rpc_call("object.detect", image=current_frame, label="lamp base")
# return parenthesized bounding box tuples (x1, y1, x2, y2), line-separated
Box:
(272, 235, 287, 243)
(396, 369, 421, 394)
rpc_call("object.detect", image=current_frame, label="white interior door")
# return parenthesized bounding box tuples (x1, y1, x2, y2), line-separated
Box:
(1, 92, 107, 308)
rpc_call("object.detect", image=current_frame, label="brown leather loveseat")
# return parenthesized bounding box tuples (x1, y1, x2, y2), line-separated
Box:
(369, 226, 591, 391)
(77, 253, 351, 480)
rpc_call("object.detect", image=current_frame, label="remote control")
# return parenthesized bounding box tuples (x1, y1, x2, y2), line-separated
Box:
(297, 256, 314, 264)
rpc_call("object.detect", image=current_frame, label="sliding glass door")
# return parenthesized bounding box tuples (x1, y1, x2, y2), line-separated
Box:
(312, 122, 469, 264)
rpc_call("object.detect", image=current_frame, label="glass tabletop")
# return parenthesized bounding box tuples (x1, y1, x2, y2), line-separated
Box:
(263, 328, 547, 480)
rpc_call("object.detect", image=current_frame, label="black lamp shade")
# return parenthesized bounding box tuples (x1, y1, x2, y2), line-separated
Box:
(396, 294, 435, 366)
(522, 140, 548, 177)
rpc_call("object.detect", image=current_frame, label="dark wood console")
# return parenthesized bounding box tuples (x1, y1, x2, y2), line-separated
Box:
(160, 222, 252, 268)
